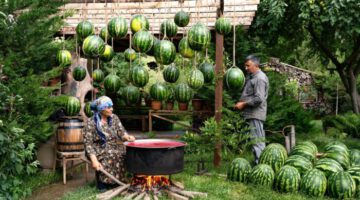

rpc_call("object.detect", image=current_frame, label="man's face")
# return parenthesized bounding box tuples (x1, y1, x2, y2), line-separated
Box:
(245, 60, 259, 74)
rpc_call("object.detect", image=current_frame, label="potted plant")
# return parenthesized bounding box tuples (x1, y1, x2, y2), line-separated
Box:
(165, 85, 175, 110)
(150, 83, 167, 110)
(192, 93, 205, 111)
(174, 83, 193, 111)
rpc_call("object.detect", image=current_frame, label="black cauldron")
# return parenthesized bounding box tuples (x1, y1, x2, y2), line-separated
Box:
(124, 139, 186, 175)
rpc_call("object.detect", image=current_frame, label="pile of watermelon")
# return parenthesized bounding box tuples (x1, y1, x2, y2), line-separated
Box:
(227, 141, 360, 199)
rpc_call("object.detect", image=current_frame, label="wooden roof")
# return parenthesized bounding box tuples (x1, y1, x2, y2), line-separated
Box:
(60, 0, 259, 35)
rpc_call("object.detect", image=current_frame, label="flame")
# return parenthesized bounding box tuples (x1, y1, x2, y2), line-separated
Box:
(131, 175, 170, 191)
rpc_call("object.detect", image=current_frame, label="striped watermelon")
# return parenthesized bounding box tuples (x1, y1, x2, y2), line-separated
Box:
(56, 50, 72, 67)
(104, 74, 121, 93)
(92, 69, 104, 83)
(100, 27, 109, 42)
(198, 62, 214, 83)
(146, 36, 160, 56)
(154, 40, 176, 65)
(324, 141, 349, 156)
(132, 31, 154, 53)
(174, 83, 193, 103)
(124, 48, 137, 62)
(130, 14, 149, 33)
(328, 171, 356, 199)
(174, 11, 190, 27)
(76, 20, 94, 39)
(72, 66, 87, 81)
(290, 144, 316, 163)
(350, 149, 360, 166)
(178, 37, 195, 58)
(300, 168, 327, 197)
(64, 96, 81, 116)
(215, 17, 232, 35)
(84, 102, 93, 117)
(82, 35, 106, 58)
(297, 141, 318, 155)
(163, 65, 180, 83)
(227, 158, 251, 183)
(107, 17, 128, 38)
(187, 69, 204, 90)
(124, 85, 140, 105)
(315, 158, 344, 177)
(324, 142, 350, 169)
(274, 165, 301, 193)
(259, 143, 288, 173)
(150, 83, 168, 101)
(224, 67, 245, 91)
(160, 20, 178, 37)
(347, 166, 360, 198)
(130, 65, 149, 88)
(284, 155, 313, 175)
(100, 45, 115, 62)
(187, 23, 211, 51)
(249, 164, 275, 187)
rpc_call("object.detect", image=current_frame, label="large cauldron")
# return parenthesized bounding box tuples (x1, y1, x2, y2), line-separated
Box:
(124, 139, 186, 175)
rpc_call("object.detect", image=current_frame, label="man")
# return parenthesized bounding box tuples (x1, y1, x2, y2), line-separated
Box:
(234, 55, 269, 164)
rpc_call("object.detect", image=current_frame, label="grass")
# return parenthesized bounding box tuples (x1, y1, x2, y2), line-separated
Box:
(22, 170, 62, 198)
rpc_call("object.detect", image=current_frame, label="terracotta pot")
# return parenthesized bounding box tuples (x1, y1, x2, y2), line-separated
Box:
(166, 101, 174, 110)
(178, 102, 189, 111)
(192, 99, 204, 111)
(48, 77, 61, 86)
(151, 100, 162, 110)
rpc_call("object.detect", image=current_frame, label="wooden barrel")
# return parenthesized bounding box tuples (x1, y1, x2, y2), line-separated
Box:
(57, 116, 84, 152)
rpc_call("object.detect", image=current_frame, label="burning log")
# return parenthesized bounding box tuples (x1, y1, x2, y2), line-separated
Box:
(170, 180, 184, 190)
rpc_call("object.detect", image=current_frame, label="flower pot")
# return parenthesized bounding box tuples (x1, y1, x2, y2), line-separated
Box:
(48, 77, 61, 87)
(151, 100, 162, 110)
(192, 99, 204, 111)
(166, 101, 174, 110)
(178, 102, 189, 111)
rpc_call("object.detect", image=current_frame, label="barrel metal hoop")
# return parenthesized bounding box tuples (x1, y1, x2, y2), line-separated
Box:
(58, 126, 84, 130)
(57, 142, 84, 145)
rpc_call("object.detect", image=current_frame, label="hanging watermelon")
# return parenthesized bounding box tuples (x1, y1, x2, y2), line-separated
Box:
(130, 14, 150, 33)
(92, 69, 105, 83)
(100, 27, 110, 42)
(187, 69, 204, 90)
(187, 23, 211, 51)
(150, 83, 168, 101)
(215, 17, 232, 35)
(64, 96, 81, 116)
(178, 37, 194, 58)
(160, 20, 178, 37)
(153, 40, 176, 65)
(84, 102, 93, 117)
(174, 83, 193, 103)
(72, 66, 87, 82)
(107, 17, 128, 38)
(124, 48, 137, 62)
(132, 31, 154, 53)
(100, 45, 115, 62)
(82, 35, 106, 58)
(76, 20, 94, 40)
(198, 62, 214, 83)
(130, 65, 149, 88)
(163, 65, 180, 83)
(124, 85, 140, 105)
(104, 74, 121, 93)
(56, 50, 72, 67)
(224, 67, 245, 91)
(174, 11, 190, 27)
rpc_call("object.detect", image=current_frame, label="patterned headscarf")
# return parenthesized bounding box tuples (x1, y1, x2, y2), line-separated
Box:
(90, 96, 113, 147)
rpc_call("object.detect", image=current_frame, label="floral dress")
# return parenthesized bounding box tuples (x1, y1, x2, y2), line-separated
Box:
(83, 114, 128, 183)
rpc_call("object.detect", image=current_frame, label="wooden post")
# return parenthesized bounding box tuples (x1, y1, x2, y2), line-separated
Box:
(213, 0, 224, 167)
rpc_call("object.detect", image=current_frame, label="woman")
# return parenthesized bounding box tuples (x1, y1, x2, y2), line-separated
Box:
(83, 96, 135, 190)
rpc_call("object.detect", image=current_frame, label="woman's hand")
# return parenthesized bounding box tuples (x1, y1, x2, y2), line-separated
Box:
(123, 135, 136, 142)
(89, 154, 102, 171)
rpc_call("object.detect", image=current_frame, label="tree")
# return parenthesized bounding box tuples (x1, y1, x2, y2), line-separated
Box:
(250, 0, 360, 113)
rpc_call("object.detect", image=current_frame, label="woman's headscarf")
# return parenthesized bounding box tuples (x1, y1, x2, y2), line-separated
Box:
(90, 96, 113, 147)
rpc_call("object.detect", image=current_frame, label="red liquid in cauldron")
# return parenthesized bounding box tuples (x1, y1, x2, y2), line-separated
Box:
(125, 141, 185, 148)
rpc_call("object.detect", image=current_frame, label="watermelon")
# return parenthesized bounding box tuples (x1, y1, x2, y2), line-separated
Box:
(160, 19, 178, 37)
(224, 67, 245, 91)
(84, 102, 93, 117)
(300, 168, 327, 197)
(154, 40, 176, 65)
(178, 37, 195, 58)
(187, 23, 211, 51)
(324, 141, 349, 156)
(107, 17, 128, 38)
(215, 17, 232, 35)
(284, 155, 312, 175)
(174, 11, 190, 27)
(56, 50, 72, 67)
(227, 158, 251, 183)
(174, 83, 193, 103)
(198, 62, 214, 83)
(124, 48, 137, 62)
(124, 85, 140, 105)
(132, 31, 154, 53)
(130, 65, 149, 88)
(64, 96, 81, 116)
(259, 143, 288, 173)
(187, 69, 204, 90)
(72, 66, 87, 81)
(249, 164, 274, 187)
(274, 165, 301, 193)
(100, 27, 109, 42)
(290, 144, 316, 163)
(130, 14, 149, 33)
(100, 45, 115, 62)
(82, 35, 106, 58)
(146, 36, 160, 56)
(150, 83, 167, 101)
(104, 74, 121, 93)
(328, 171, 356, 199)
(76, 20, 94, 39)
(324, 142, 350, 169)
(350, 149, 360, 166)
(163, 65, 180, 83)
(315, 158, 344, 177)
(347, 166, 360, 197)
(92, 69, 104, 83)
(297, 141, 318, 155)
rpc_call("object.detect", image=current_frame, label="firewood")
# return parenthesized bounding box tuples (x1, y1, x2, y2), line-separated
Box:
(124, 192, 138, 200)
(133, 192, 146, 200)
(170, 180, 184, 190)
(153, 194, 159, 200)
(185, 191, 208, 197)
(168, 187, 194, 198)
(144, 193, 151, 200)
(101, 184, 130, 200)
(164, 189, 189, 200)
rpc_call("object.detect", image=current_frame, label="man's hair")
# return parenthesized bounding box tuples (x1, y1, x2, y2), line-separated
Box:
(245, 55, 260, 67)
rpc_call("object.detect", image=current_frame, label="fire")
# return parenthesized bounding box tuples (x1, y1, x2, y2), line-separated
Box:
(131, 175, 170, 191)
